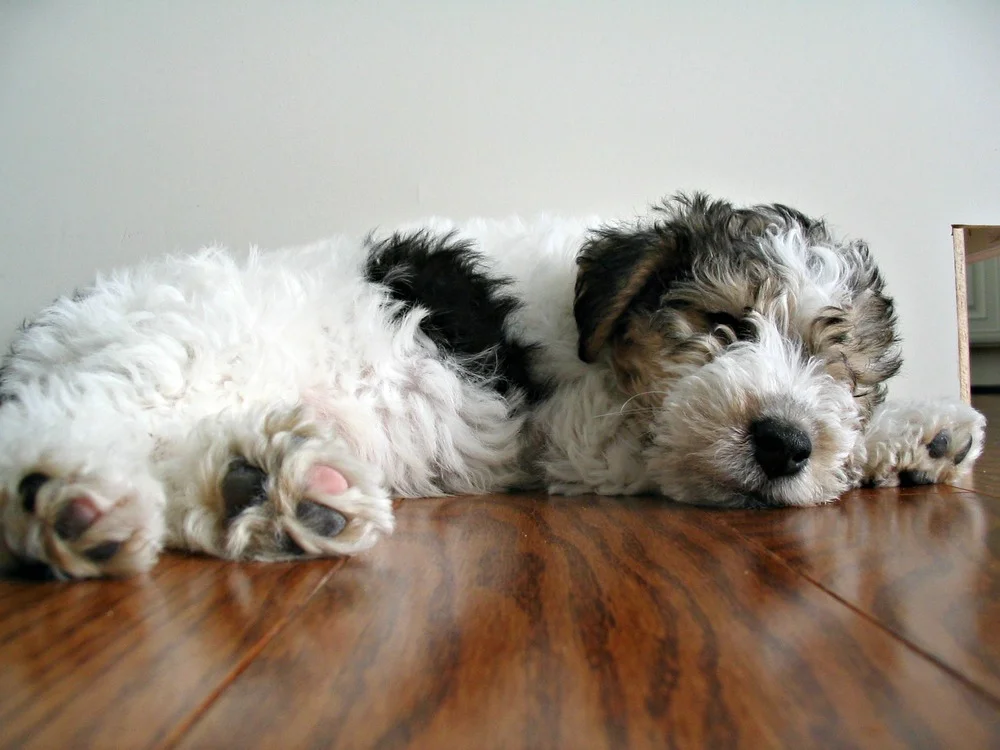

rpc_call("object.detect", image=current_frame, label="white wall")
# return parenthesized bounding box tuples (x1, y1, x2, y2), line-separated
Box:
(2, 1, 998, 398)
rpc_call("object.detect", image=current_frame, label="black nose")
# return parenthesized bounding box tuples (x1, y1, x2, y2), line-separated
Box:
(751, 417, 812, 479)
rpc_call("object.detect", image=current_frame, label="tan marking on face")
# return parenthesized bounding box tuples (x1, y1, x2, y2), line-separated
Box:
(609, 316, 669, 401)
(807, 303, 896, 420)
(609, 307, 723, 406)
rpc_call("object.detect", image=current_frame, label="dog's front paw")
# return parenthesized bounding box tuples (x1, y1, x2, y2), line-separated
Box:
(863, 399, 986, 488)
(3, 470, 165, 579)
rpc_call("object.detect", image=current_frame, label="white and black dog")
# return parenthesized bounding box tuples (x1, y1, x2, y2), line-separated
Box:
(0, 193, 985, 579)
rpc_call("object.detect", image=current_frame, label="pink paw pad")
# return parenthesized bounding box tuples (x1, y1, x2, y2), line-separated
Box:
(307, 465, 350, 496)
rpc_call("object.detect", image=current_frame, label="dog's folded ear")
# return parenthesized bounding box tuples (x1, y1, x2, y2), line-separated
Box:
(574, 225, 686, 362)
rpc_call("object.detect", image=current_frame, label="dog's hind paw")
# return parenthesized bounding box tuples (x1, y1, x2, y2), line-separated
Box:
(3, 470, 165, 579)
(862, 398, 986, 488)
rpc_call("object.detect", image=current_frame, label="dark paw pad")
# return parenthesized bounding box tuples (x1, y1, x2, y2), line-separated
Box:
(54, 497, 101, 541)
(954, 437, 974, 465)
(926, 430, 950, 459)
(221, 458, 268, 521)
(296, 501, 348, 538)
(84, 540, 122, 563)
(18, 473, 49, 513)
(899, 470, 934, 487)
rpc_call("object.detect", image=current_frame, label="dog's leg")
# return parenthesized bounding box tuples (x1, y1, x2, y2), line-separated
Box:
(861, 399, 986, 487)
(158, 404, 394, 562)
(0, 397, 167, 579)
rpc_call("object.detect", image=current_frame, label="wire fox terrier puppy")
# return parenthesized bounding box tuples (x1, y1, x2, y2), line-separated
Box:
(0, 193, 985, 579)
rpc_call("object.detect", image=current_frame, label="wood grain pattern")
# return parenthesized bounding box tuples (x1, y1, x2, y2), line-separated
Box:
(718, 486, 1000, 701)
(3, 398, 1000, 749)
(0, 555, 337, 750)
(176, 496, 1000, 750)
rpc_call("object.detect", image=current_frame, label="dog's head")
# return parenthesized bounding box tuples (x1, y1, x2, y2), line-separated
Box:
(575, 193, 901, 507)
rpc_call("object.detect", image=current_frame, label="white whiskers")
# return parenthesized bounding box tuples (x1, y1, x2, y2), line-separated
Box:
(593, 391, 669, 419)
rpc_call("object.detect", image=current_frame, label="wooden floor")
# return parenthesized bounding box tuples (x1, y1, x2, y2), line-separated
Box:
(3, 398, 1000, 749)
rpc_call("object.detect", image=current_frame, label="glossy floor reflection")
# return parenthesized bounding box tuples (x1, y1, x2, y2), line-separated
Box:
(2, 396, 999, 749)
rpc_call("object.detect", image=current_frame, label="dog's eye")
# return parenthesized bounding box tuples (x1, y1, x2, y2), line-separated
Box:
(706, 312, 755, 342)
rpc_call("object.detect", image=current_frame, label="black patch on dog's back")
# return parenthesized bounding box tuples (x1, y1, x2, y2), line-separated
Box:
(364, 230, 547, 403)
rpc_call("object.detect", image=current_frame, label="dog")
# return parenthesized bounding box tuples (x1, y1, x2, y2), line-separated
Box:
(0, 193, 985, 579)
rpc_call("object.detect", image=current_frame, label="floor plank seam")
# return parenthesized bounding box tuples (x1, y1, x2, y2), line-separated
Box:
(950, 484, 1000, 501)
(715, 516, 1000, 711)
(156, 560, 345, 750)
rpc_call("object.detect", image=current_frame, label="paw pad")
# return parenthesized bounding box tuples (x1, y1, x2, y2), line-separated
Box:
(84, 540, 122, 563)
(18, 472, 49, 513)
(296, 500, 348, 538)
(54, 496, 101, 541)
(221, 458, 268, 520)
(926, 430, 950, 459)
(307, 465, 349, 496)
(281, 502, 348, 556)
